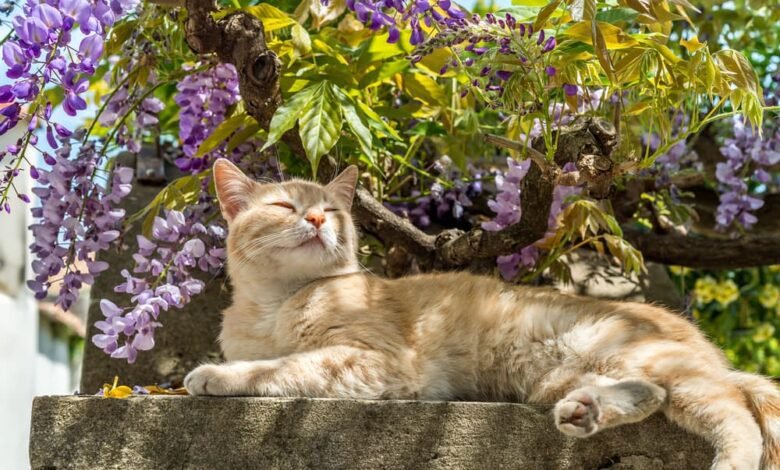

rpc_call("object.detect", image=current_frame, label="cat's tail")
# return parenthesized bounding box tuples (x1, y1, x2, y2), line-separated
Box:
(731, 371, 780, 469)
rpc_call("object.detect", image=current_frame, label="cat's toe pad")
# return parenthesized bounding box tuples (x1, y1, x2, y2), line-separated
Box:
(184, 364, 235, 396)
(554, 390, 601, 437)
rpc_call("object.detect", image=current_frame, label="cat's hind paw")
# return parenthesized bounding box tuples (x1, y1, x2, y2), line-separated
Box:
(554, 389, 601, 438)
(184, 364, 237, 396)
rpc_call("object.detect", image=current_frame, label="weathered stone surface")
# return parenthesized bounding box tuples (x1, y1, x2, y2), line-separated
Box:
(79, 155, 229, 394)
(30, 396, 714, 470)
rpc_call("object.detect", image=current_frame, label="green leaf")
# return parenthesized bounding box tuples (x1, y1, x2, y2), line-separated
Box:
(226, 123, 264, 152)
(298, 82, 343, 174)
(127, 175, 206, 237)
(196, 112, 251, 157)
(356, 100, 403, 141)
(569, 0, 595, 22)
(244, 4, 297, 31)
(564, 21, 638, 49)
(533, 0, 561, 30)
(358, 60, 409, 89)
(357, 33, 408, 68)
(595, 7, 638, 24)
(291, 23, 312, 54)
(313, 38, 349, 65)
(106, 19, 137, 55)
(332, 86, 374, 162)
(511, 0, 548, 6)
(409, 121, 447, 136)
(297, 60, 357, 88)
(403, 73, 446, 106)
(592, 21, 617, 83)
(262, 84, 319, 151)
(547, 259, 573, 284)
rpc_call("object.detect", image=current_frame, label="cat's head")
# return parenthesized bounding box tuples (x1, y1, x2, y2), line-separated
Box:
(213, 159, 359, 283)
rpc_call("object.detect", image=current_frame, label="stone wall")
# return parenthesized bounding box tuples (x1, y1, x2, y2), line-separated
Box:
(30, 396, 714, 470)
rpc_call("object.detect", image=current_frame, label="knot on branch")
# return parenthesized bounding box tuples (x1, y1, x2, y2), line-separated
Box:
(218, 12, 268, 63)
(534, 116, 621, 199)
(183, 0, 220, 54)
(435, 229, 465, 248)
(577, 153, 614, 199)
(589, 117, 619, 153)
(251, 53, 280, 86)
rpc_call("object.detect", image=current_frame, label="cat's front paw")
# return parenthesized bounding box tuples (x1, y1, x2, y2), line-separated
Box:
(554, 389, 601, 438)
(185, 364, 239, 396)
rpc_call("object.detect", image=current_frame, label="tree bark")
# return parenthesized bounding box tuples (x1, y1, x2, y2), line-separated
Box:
(624, 228, 780, 269)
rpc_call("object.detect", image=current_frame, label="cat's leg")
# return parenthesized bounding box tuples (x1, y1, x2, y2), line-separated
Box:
(662, 375, 763, 470)
(554, 378, 666, 438)
(185, 346, 400, 398)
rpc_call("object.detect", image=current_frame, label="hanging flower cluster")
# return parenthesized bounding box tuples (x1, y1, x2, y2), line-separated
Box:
(173, 63, 268, 176)
(90, 63, 280, 363)
(346, 0, 465, 45)
(92, 202, 226, 363)
(0, 0, 144, 310)
(0, 0, 138, 210)
(385, 157, 483, 228)
(482, 158, 531, 232)
(411, 12, 557, 98)
(715, 116, 778, 229)
(27, 138, 133, 309)
(98, 73, 165, 154)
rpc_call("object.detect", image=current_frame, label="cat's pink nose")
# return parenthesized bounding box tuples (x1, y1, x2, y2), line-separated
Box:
(305, 211, 325, 228)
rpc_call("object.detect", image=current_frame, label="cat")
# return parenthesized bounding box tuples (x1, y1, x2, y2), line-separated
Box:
(185, 159, 780, 470)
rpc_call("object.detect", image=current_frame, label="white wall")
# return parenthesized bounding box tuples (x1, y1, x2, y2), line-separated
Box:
(0, 125, 81, 470)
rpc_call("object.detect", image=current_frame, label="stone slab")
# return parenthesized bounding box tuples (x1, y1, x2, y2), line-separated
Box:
(30, 396, 714, 470)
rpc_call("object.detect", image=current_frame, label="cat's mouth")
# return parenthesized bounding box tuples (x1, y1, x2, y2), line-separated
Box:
(297, 234, 326, 249)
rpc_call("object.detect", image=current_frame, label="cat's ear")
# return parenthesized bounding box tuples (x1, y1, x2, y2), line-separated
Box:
(326, 165, 358, 209)
(213, 159, 253, 222)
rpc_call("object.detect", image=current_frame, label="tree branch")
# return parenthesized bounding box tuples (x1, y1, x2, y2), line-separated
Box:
(624, 228, 780, 269)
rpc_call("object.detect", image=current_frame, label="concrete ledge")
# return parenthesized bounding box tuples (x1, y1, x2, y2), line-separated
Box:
(30, 396, 713, 469)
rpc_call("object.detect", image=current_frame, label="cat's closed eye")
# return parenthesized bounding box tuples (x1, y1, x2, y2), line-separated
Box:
(270, 201, 296, 211)
(324, 207, 338, 212)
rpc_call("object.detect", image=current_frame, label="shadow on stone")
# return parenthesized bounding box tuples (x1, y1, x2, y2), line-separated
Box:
(30, 396, 714, 470)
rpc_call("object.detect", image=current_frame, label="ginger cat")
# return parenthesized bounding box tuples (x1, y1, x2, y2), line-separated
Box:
(185, 159, 780, 470)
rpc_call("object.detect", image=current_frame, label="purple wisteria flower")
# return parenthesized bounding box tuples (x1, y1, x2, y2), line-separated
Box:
(90, 61, 279, 361)
(98, 75, 165, 154)
(408, 11, 558, 98)
(93, 205, 226, 363)
(27, 137, 134, 310)
(482, 158, 531, 232)
(489, 161, 582, 280)
(714, 116, 778, 229)
(345, 0, 465, 45)
(0, 0, 138, 210)
(174, 64, 266, 174)
(93, 146, 277, 363)
(385, 158, 483, 228)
